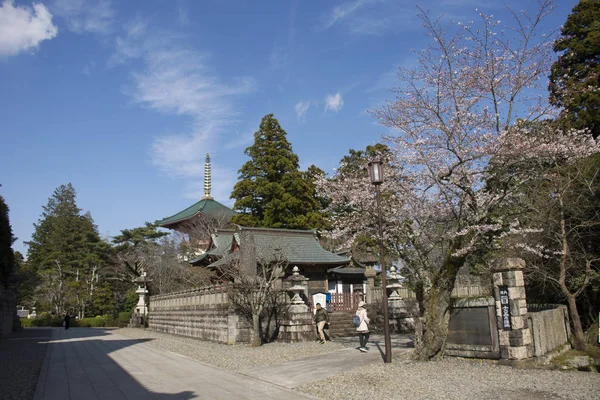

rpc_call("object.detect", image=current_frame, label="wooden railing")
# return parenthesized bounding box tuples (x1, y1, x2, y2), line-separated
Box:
(329, 293, 362, 312)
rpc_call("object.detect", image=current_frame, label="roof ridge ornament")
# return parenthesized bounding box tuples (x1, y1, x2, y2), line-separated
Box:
(202, 153, 213, 200)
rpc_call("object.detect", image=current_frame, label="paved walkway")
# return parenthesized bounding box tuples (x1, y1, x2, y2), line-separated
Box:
(241, 334, 414, 388)
(0, 328, 51, 400)
(34, 328, 317, 400)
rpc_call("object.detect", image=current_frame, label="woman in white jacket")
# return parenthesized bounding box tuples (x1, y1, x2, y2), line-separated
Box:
(355, 301, 370, 352)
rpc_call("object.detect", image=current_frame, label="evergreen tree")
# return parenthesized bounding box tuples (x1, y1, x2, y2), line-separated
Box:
(26, 184, 109, 315)
(549, 0, 600, 137)
(10, 251, 39, 306)
(112, 222, 167, 252)
(230, 114, 326, 229)
(0, 193, 15, 288)
(110, 222, 168, 283)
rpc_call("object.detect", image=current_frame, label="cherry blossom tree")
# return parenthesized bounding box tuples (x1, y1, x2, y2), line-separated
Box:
(317, 1, 598, 360)
(496, 124, 600, 350)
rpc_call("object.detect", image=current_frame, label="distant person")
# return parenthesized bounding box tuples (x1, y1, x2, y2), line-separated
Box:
(313, 303, 330, 344)
(64, 313, 71, 330)
(355, 301, 370, 352)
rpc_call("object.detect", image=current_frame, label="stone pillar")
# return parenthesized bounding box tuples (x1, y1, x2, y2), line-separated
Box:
(364, 267, 376, 304)
(278, 266, 315, 342)
(491, 258, 533, 361)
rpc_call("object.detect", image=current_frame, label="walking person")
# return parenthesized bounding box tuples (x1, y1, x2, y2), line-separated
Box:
(355, 301, 370, 352)
(314, 303, 330, 344)
(63, 312, 70, 330)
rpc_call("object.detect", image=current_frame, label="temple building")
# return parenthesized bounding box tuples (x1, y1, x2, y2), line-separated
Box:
(194, 226, 352, 298)
(155, 154, 236, 253)
(155, 153, 371, 298)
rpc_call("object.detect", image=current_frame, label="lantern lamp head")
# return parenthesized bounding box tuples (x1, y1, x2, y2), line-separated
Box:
(368, 160, 384, 185)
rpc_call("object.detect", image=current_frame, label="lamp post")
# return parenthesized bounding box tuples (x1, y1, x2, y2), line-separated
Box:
(368, 159, 392, 363)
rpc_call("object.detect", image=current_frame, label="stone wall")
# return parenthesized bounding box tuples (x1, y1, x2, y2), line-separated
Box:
(368, 284, 492, 334)
(148, 285, 251, 344)
(445, 297, 499, 359)
(0, 288, 16, 339)
(528, 305, 570, 357)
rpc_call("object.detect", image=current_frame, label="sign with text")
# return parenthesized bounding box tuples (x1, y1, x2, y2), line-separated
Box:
(498, 285, 512, 331)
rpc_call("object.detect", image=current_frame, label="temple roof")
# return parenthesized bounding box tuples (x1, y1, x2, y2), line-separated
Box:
(327, 264, 367, 275)
(156, 198, 236, 228)
(207, 226, 351, 268)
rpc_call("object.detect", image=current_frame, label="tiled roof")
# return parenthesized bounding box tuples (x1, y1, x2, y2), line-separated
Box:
(156, 198, 236, 227)
(207, 230, 235, 256)
(207, 226, 350, 268)
(327, 264, 367, 275)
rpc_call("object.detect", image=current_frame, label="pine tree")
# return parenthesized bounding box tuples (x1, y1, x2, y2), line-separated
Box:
(549, 0, 600, 137)
(26, 184, 109, 315)
(230, 114, 325, 230)
(0, 193, 15, 288)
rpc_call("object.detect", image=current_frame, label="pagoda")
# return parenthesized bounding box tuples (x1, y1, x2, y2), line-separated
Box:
(155, 154, 236, 244)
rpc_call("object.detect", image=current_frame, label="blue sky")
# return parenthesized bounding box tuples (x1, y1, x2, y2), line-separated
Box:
(0, 0, 577, 255)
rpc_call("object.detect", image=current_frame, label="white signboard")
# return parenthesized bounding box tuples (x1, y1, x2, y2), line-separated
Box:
(312, 293, 326, 313)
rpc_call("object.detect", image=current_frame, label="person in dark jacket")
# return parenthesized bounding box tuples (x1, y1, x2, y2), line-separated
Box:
(313, 303, 330, 344)
(64, 313, 71, 330)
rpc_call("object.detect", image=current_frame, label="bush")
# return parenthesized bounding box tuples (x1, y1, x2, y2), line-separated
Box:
(118, 311, 132, 325)
(24, 312, 64, 327)
(20, 313, 126, 328)
(74, 315, 120, 328)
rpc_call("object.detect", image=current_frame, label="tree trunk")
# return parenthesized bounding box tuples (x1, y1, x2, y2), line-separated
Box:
(565, 293, 587, 350)
(413, 285, 453, 360)
(251, 312, 261, 347)
(558, 197, 586, 351)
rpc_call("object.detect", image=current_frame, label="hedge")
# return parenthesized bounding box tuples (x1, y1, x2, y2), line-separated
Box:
(20, 313, 132, 328)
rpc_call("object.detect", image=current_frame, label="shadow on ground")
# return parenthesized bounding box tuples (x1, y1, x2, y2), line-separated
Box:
(1, 327, 195, 400)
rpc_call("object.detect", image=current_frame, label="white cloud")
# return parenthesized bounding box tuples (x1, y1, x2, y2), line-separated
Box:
(108, 17, 147, 65)
(111, 19, 256, 195)
(321, 0, 415, 36)
(0, 1, 58, 57)
(269, 46, 288, 71)
(295, 101, 310, 120)
(323, 0, 376, 29)
(177, 6, 189, 27)
(52, 0, 114, 34)
(324, 93, 344, 113)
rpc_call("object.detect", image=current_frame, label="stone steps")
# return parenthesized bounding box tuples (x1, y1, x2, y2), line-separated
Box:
(326, 312, 358, 338)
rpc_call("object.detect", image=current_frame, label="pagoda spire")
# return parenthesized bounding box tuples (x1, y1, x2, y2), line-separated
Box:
(202, 153, 213, 200)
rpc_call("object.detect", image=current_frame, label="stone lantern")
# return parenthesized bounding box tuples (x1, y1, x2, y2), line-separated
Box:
(278, 266, 314, 342)
(133, 272, 152, 326)
(287, 266, 309, 313)
(387, 265, 407, 317)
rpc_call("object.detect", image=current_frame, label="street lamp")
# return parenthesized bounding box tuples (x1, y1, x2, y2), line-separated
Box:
(368, 159, 392, 363)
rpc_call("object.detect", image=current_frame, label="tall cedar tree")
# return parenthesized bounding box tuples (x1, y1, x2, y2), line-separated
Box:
(549, 0, 600, 137)
(0, 194, 15, 288)
(230, 114, 325, 230)
(26, 184, 109, 314)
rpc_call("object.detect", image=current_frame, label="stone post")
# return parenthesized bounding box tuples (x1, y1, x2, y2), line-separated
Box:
(491, 258, 533, 361)
(364, 267, 376, 304)
(278, 266, 315, 342)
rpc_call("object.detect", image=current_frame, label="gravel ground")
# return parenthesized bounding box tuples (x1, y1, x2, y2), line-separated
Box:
(118, 328, 599, 400)
(297, 358, 600, 400)
(0, 328, 51, 400)
(116, 328, 352, 371)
